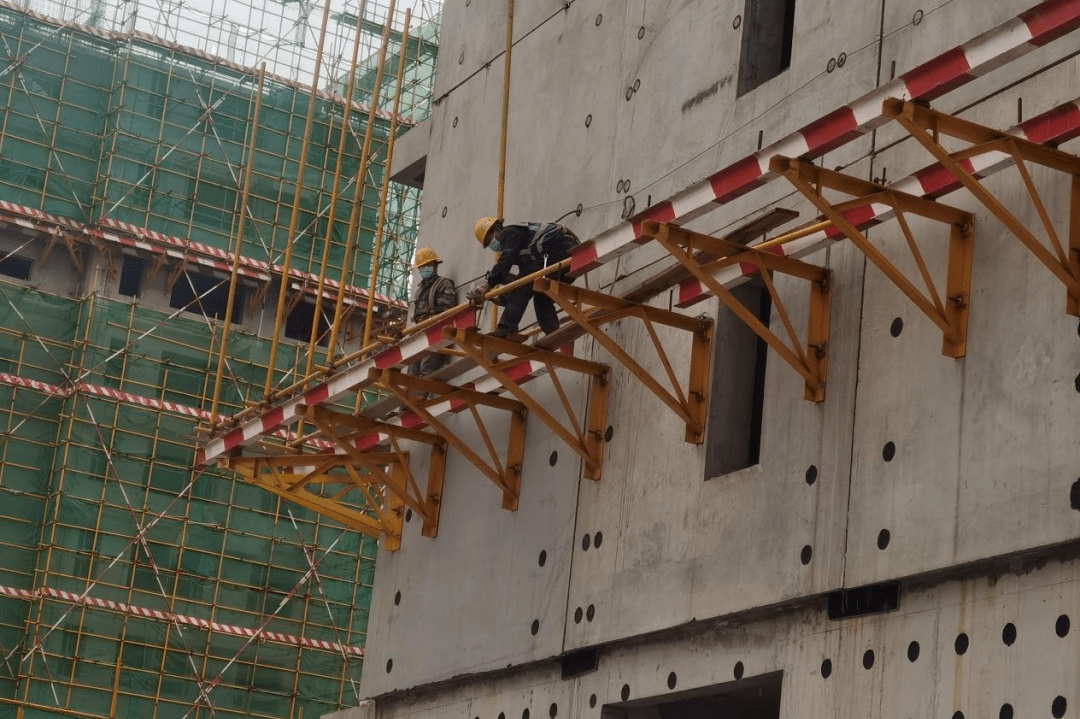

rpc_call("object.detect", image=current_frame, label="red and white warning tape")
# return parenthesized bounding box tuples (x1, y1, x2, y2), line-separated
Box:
(0, 583, 363, 657)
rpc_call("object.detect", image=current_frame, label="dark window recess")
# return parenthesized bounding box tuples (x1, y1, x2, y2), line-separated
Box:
(603, 670, 782, 718)
(828, 582, 900, 620)
(284, 300, 331, 347)
(0, 255, 33, 281)
(560, 648, 599, 680)
(705, 279, 771, 478)
(737, 0, 796, 96)
(169, 271, 243, 324)
(118, 255, 148, 298)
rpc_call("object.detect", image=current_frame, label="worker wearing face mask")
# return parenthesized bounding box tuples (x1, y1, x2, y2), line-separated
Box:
(410, 247, 457, 374)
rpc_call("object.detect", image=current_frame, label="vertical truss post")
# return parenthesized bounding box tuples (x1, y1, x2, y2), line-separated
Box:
(534, 278, 714, 443)
(772, 156, 974, 358)
(446, 328, 611, 480)
(643, 221, 832, 402)
(1071, 175, 1080, 316)
(883, 99, 1080, 317)
(373, 369, 528, 509)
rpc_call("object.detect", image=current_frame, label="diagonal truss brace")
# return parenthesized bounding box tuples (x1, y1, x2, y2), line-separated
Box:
(774, 156, 975, 358)
(534, 277, 713, 444)
(306, 405, 446, 542)
(884, 99, 1080, 317)
(373, 369, 528, 511)
(446, 327, 611, 481)
(225, 451, 409, 550)
(643, 220, 832, 402)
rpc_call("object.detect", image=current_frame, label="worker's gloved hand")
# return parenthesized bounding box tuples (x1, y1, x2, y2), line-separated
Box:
(467, 284, 489, 307)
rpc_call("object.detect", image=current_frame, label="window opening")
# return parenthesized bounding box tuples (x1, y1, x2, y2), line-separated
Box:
(737, 0, 796, 96)
(0, 255, 33, 281)
(705, 278, 771, 478)
(284, 300, 331, 347)
(118, 254, 148, 298)
(169, 270, 244, 324)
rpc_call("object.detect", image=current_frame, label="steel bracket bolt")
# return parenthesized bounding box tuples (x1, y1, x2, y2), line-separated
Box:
(812, 342, 828, 359)
(950, 294, 968, 309)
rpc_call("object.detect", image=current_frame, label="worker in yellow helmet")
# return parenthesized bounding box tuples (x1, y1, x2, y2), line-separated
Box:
(411, 247, 457, 374)
(471, 217, 579, 338)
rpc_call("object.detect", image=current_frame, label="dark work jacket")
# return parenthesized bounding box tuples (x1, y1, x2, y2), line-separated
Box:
(486, 222, 576, 287)
(412, 274, 456, 322)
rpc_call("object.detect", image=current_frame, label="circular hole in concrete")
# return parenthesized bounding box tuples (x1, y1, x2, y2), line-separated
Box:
(733, 14, 741, 29)
(907, 641, 920, 662)
(405, 508, 413, 523)
(1057, 614, 1071, 637)
(806, 465, 818, 486)
(589, 695, 597, 709)
(952, 713, 964, 719)
(394, 590, 401, 606)
(594, 531, 603, 549)
(877, 529, 890, 550)
(385, 658, 393, 673)
(1053, 696, 1067, 719)
(499, 713, 506, 719)
(574, 607, 583, 624)
(667, 671, 677, 690)
(913, 9, 924, 25)
(549, 702, 558, 718)
(800, 545, 813, 565)
(625, 86, 634, 101)
(440, 207, 447, 218)
(1074, 372, 1080, 393)
(734, 661, 744, 680)
(458, 51, 464, 65)
(637, 26, 645, 39)
(582, 534, 591, 551)
(586, 605, 595, 622)
(862, 649, 875, 670)
(522, 709, 530, 719)
(890, 317, 904, 337)
(538, 550, 547, 567)
(1000, 704, 1014, 719)
(530, 619, 539, 636)
(585, 114, 592, 128)
(621, 684, 630, 702)
(549, 450, 558, 467)
(882, 441, 896, 462)
(595, 13, 602, 26)
(820, 658, 832, 679)
(955, 633, 969, 655)
(1002, 623, 1017, 646)
(452, 116, 458, 128)
(605, 425, 614, 442)
(633, 79, 640, 92)
(1071, 479, 1080, 510)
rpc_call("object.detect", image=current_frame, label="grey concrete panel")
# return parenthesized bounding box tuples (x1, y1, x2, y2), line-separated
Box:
(362, 555, 1080, 719)
(358, 372, 590, 696)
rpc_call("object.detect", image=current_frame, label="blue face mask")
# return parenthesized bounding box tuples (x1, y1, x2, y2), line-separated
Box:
(489, 240, 501, 253)
(418, 266, 434, 279)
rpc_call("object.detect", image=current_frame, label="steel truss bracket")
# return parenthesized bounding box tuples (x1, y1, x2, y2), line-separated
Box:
(444, 327, 611, 481)
(883, 99, 1080, 316)
(534, 277, 713, 444)
(772, 156, 974, 358)
(304, 404, 446, 541)
(224, 450, 410, 550)
(643, 220, 832, 402)
(372, 368, 528, 510)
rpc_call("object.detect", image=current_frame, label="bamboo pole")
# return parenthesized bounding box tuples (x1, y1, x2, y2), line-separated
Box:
(360, 8, 412, 355)
(303, 0, 369, 383)
(326, 0, 398, 363)
(210, 64, 266, 425)
(262, 0, 333, 398)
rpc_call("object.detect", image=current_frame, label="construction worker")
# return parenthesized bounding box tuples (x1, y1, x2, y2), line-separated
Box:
(470, 217, 580, 338)
(411, 247, 457, 374)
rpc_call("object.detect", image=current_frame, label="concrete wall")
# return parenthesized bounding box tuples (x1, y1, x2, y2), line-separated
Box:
(353, 0, 1080, 713)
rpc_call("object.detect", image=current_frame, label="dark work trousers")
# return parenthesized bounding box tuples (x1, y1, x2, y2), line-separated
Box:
(412, 348, 448, 377)
(495, 265, 568, 335)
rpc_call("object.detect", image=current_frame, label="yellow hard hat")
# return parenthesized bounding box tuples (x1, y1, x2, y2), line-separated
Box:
(474, 216, 500, 247)
(414, 247, 441, 268)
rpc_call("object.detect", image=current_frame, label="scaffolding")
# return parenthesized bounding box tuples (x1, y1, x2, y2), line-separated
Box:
(0, 0, 441, 715)
(199, 0, 1080, 559)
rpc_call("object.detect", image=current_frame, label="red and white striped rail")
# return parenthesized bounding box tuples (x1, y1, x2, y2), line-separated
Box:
(568, 0, 1080, 275)
(0, 583, 363, 657)
(200, 0, 1080, 464)
(0, 200, 404, 310)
